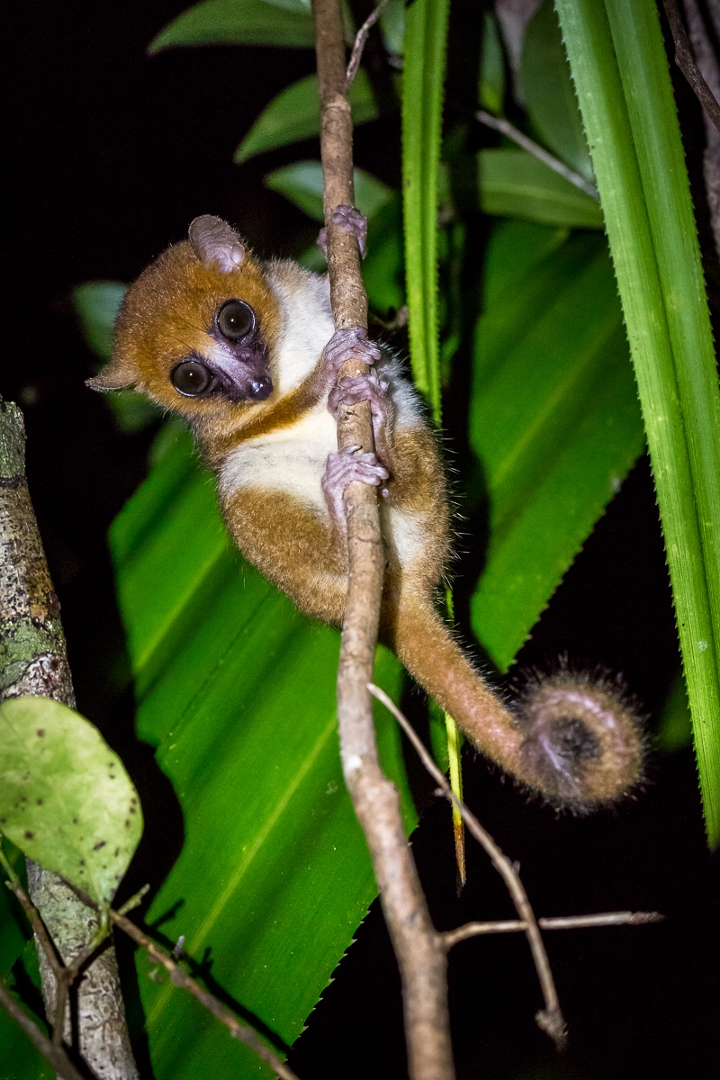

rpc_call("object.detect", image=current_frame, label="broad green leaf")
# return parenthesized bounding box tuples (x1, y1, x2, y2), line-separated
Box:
(71, 281, 126, 361)
(656, 676, 693, 752)
(72, 281, 160, 432)
(478, 149, 602, 229)
(235, 71, 379, 163)
(556, 0, 720, 844)
(110, 425, 415, 1079)
(402, 0, 450, 421)
(149, 0, 314, 53)
(363, 194, 404, 314)
(522, 0, 594, 183)
(0, 698, 143, 905)
(264, 161, 393, 223)
(0, 940, 52, 1080)
(470, 221, 644, 670)
(479, 10, 506, 115)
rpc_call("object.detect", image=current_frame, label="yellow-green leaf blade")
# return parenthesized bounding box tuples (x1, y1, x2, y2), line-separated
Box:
(0, 698, 143, 904)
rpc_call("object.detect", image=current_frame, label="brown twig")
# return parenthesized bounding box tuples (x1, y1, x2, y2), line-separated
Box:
(0, 850, 71, 1048)
(368, 684, 567, 1049)
(476, 110, 599, 199)
(345, 0, 388, 86)
(663, 0, 720, 137)
(313, 2, 456, 1078)
(59, 876, 300, 1080)
(0, 844, 65, 986)
(109, 910, 300, 1080)
(0, 979, 87, 1080)
(444, 910, 664, 948)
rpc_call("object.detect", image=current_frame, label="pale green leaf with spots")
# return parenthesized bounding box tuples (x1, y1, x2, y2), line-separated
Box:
(0, 697, 143, 905)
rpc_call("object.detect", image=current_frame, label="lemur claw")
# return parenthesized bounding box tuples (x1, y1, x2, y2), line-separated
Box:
(321, 445, 389, 528)
(328, 369, 389, 421)
(317, 205, 368, 258)
(321, 327, 381, 375)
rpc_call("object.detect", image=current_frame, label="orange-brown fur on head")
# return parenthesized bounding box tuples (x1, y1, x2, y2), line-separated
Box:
(89, 237, 281, 435)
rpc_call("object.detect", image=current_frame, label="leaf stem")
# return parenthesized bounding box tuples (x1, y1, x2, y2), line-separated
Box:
(476, 110, 599, 198)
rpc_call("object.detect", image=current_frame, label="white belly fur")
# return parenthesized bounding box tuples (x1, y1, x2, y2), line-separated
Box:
(219, 405, 337, 514)
(219, 407, 429, 571)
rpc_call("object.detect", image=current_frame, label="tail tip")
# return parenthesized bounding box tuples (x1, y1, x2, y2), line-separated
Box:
(513, 670, 645, 811)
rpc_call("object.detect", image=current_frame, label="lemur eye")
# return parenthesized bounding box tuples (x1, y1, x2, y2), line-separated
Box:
(171, 360, 213, 397)
(217, 299, 256, 341)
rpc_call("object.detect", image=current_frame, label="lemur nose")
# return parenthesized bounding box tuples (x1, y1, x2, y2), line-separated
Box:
(249, 376, 273, 400)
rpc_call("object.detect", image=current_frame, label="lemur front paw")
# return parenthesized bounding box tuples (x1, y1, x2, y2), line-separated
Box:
(321, 445, 390, 527)
(317, 205, 368, 258)
(328, 368, 391, 432)
(321, 327, 381, 375)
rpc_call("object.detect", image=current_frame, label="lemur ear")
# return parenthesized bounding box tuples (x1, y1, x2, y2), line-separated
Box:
(189, 215, 246, 273)
(86, 356, 137, 391)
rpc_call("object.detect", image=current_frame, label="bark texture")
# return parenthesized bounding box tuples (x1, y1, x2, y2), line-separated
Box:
(312, 3, 456, 1077)
(0, 400, 139, 1080)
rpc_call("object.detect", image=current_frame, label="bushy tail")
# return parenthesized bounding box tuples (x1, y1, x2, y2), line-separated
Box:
(388, 594, 644, 810)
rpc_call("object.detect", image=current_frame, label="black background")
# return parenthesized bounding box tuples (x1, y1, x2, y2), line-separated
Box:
(6, 1, 720, 1077)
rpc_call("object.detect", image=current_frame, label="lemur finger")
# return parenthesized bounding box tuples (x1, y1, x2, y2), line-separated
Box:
(317, 206, 368, 258)
(328, 371, 390, 422)
(321, 446, 390, 527)
(330, 206, 368, 256)
(321, 327, 381, 374)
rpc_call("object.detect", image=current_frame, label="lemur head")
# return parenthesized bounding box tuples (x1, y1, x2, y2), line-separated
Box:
(88, 216, 281, 419)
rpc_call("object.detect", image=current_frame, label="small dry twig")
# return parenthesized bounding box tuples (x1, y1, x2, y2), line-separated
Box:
(0, 850, 73, 1048)
(369, 682, 666, 1045)
(369, 683, 567, 1048)
(0, 979, 86, 1080)
(0, 857, 300, 1080)
(345, 0, 388, 86)
(444, 910, 664, 948)
(476, 110, 599, 199)
(109, 909, 300, 1080)
(664, 0, 720, 136)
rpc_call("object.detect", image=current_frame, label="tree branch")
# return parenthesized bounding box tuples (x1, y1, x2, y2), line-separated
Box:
(346, 0, 388, 86)
(313, 3, 456, 1077)
(444, 910, 664, 948)
(664, 0, 720, 137)
(0, 399, 139, 1078)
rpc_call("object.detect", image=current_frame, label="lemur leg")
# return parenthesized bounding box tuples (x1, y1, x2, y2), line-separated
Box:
(317, 205, 368, 258)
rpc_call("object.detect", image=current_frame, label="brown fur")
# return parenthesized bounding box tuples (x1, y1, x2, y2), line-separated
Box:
(91, 219, 645, 809)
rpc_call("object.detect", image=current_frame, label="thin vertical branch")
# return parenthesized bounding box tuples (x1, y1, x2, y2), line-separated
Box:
(312, 3, 456, 1078)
